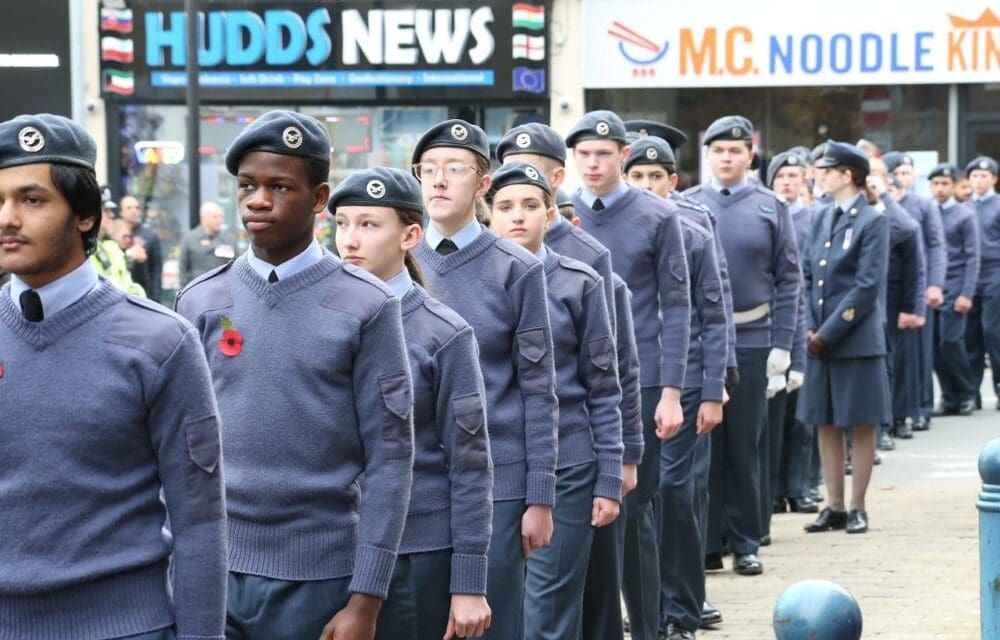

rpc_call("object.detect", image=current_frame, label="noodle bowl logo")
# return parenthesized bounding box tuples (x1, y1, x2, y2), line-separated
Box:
(607, 21, 668, 77)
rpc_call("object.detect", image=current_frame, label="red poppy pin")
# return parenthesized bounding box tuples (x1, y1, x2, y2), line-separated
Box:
(219, 316, 243, 357)
(0, 363, 4, 379)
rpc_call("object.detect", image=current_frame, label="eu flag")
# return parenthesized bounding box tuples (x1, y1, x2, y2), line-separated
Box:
(513, 67, 546, 94)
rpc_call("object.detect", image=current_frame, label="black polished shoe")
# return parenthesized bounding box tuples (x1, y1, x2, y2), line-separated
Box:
(664, 622, 696, 640)
(760, 534, 772, 546)
(773, 497, 788, 513)
(976, 394, 983, 410)
(846, 509, 869, 533)
(845, 460, 853, 475)
(877, 431, 896, 450)
(933, 403, 959, 417)
(804, 507, 848, 532)
(701, 601, 723, 628)
(787, 496, 820, 513)
(913, 416, 930, 431)
(959, 399, 976, 416)
(809, 488, 824, 503)
(895, 419, 914, 439)
(705, 553, 724, 571)
(734, 553, 763, 575)
(874, 452, 882, 466)
(623, 616, 630, 634)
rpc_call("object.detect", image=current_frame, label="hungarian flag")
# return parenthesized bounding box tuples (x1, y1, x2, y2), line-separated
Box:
(100, 8, 133, 34)
(512, 34, 545, 61)
(512, 3, 544, 31)
(106, 69, 135, 95)
(101, 37, 134, 64)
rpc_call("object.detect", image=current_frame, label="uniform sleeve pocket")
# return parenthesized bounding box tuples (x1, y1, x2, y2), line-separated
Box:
(588, 336, 614, 371)
(669, 255, 687, 283)
(378, 371, 414, 460)
(785, 247, 799, 265)
(182, 415, 223, 522)
(452, 393, 490, 470)
(704, 280, 722, 303)
(516, 328, 552, 393)
(184, 415, 221, 473)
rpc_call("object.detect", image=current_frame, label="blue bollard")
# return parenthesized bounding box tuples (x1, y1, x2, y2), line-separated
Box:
(978, 438, 1000, 639)
(772, 580, 862, 640)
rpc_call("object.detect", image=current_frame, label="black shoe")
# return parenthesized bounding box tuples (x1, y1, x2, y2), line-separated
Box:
(933, 403, 959, 417)
(623, 616, 630, 634)
(664, 622, 695, 640)
(804, 507, 848, 532)
(760, 534, 772, 546)
(913, 416, 930, 431)
(846, 509, 868, 533)
(845, 460, 853, 475)
(734, 553, 763, 575)
(701, 601, 723, 628)
(976, 394, 983, 410)
(787, 496, 820, 513)
(894, 419, 914, 439)
(874, 453, 882, 466)
(773, 497, 788, 514)
(705, 553, 723, 571)
(959, 399, 976, 416)
(809, 488, 824, 503)
(877, 431, 896, 450)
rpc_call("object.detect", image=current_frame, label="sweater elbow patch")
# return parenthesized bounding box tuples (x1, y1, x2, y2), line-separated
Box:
(378, 371, 414, 460)
(182, 415, 223, 522)
(515, 328, 552, 393)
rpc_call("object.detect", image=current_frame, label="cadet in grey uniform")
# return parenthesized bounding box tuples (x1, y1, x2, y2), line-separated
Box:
(799, 141, 890, 536)
(928, 163, 981, 416)
(964, 156, 1000, 409)
(179, 201, 238, 286)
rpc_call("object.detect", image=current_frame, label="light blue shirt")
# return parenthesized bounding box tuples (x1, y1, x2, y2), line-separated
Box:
(787, 199, 805, 216)
(9, 259, 99, 319)
(384, 268, 414, 298)
(578, 181, 629, 210)
(940, 196, 958, 211)
(973, 191, 995, 203)
(835, 193, 864, 213)
(534, 246, 547, 261)
(425, 218, 482, 251)
(246, 239, 324, 282)
(711, 177, 750, 196)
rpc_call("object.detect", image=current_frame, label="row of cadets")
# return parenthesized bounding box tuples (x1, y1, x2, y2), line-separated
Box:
(965, 156, 1000, 410)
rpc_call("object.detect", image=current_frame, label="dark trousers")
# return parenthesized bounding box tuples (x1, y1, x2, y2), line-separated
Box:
(919, 318, 936, 418)
(483, 499, 527, 640)
(123, 630, 175, 640)
(581, 502, 626, 640)
(935, 304, 977, 406)
(375, 549, 451, 640)
(621, 387, 663, 640)
(762, 388, 785, 537)
(967, 281, 1000, 395)
(226, 572, 351, 639)
(892, 324, 923, 422)
(657, 387, 706, 633)
(708, 347, 767, 556)
(774, 389, 813, 500)
(524, 462, 598, 640)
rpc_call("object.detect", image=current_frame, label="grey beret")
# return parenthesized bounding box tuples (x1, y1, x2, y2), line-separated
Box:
(928, 162, 960, 181)
(555, 188, 573, 208)
(703, 115, 753, 146)
(0, 113, 96, 170)
(625, 136, 676, 174)
(565, 110, 627, 148)
(497, 122, 566, 164)
(225, 110, 331, 176)
(624, 120, 689, 150)
(487, 160, 552, 201)
(329, 166, 423, 213)
(411, 119, 489, 166)
(966, 155, 999, 175)
(882, 151, 915, 173)
(814, 140, 870, 173)
(766, 150, 805, 187)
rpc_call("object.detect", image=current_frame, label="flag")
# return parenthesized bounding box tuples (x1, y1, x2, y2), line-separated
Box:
(101, 7, 133, 34)
(106, 68, 135, 95)
(101, 37, 134, 64)
(512, 3, 545, 30)
(512, 34, 545, 61)
(513, 67, 545, 94)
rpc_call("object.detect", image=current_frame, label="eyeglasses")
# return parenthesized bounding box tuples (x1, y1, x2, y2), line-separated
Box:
(412, 162, 480, 181)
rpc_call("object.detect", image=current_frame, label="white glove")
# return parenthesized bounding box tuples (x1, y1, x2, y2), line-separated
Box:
(766, 374, 786, 399)
(786, 370, 805, 393)
(766, 348, 792, 377)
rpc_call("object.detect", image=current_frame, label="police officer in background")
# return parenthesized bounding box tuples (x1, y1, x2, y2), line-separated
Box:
(964, 156, 1000, 409)
(179, 201, 238, 286)
(928, 163, 981, 416)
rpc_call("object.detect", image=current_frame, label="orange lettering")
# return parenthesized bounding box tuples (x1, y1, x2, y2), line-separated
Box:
(987, 31, 1000, 70)
(725, 26, 753, 75)
(680, 28, 717, 75)
(949, 31, 968, 71)
(972, 30, 980, 70)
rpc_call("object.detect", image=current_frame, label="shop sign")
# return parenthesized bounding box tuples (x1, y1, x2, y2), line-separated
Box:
(99, 0, 549, 100)
(583, 0, 1000, 87)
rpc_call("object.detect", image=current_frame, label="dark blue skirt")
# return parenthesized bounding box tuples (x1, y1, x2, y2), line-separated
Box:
(796, 355, 891, 427)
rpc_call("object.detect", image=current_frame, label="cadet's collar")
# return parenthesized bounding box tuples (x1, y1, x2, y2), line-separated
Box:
(974, 191, 996, 203)
(835, 193, 863, 214)
(425, 217, 482, 251)
(246, 238, 323, 282)
(579, 181, 628, 210)
(534, 245, 547, 261)
(710, 177, 749, 196)
(940, 196, 958, 210)
(384, 268, 413, 298)
(787, 199, 805, 216)
(9, 259, 99, 320)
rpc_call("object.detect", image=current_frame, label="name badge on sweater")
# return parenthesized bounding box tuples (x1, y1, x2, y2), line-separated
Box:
(842, 228, 853, 250)
(214, 244, 236, 259)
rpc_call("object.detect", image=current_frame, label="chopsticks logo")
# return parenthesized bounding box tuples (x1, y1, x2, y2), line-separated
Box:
(607, 22, 668, 77)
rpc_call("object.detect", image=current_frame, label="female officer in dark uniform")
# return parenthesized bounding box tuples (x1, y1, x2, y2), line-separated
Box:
(798, 141, 890, 535)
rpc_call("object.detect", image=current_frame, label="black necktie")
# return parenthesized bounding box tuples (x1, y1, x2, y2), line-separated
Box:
(592, 198, 605, 212)
(20, 289, 43, 322)
(720, 188, 731, 196)
(436, 239, 458, 256)
(268, 270, 279, 284)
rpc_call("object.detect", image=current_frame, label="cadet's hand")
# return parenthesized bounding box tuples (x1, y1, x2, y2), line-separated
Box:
(621, 463, 638, 497)
(444, 594, 491, 639)
(766, 374, 786, 399)
(954, 295, 973, 314)
(655, 387, 683, 440)
(521, 505, 553, 558)
(591, 497, 620, 527)
(766, 348, 792, 377)
(897, 312, 915, 329)
(319, 593, 381, 640)
(786, 370, 805, 393)
(926, 285, 944, 309)
(807, 331, 829, 357)
(866, 174, 888, 196)
(696, 400, 723, 434)
(912, 314, 926, 328)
